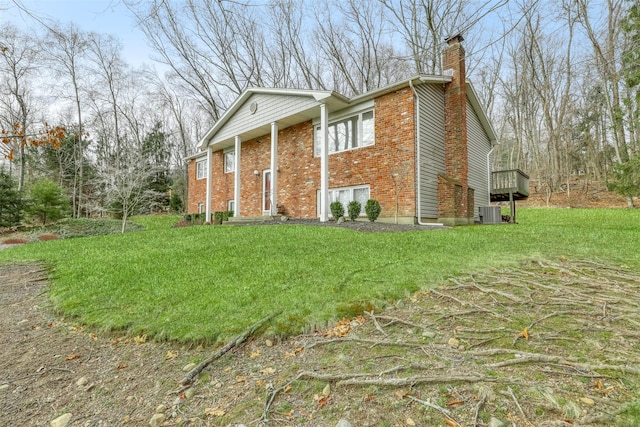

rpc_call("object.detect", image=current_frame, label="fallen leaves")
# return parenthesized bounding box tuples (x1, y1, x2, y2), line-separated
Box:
(165, 350, 178, 360)
(65, 353, 81, 361)
(204, 407, 225, 417)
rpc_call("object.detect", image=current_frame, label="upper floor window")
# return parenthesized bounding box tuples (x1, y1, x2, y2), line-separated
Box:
(314, 110, 374, 156)
(224, 149, 235, 173)
(196, 159, 207, 180)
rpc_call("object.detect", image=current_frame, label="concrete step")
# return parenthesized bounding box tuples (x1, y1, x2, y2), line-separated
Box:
(225, 215, 281, 224)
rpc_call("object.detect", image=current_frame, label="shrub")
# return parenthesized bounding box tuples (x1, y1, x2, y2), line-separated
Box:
(26, 179, 69, 225)
(213, 211, 224, 224)
(347, 201, 361, 221)
(0, 172, 23, 228)
(365, 199, 381, 222)
(169, 193, 184, 213)
(330, 201, 344, 220)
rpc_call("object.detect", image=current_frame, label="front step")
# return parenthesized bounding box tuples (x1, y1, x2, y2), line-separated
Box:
(225, 215, 281, 224)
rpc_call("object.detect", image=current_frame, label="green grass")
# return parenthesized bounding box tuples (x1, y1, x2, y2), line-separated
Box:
(0, 208, 639, 343)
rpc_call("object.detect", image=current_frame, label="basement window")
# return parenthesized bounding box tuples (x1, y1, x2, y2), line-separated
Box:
(317, 185, 370, 217)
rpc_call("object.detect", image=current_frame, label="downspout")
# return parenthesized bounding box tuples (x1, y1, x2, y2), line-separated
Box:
(409, 79, 444, 227)
(487, 144, 496, 205)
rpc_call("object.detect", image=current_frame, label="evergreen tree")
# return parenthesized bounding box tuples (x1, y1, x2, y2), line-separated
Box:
(0, 171, 23, 227)
(26, 179, 70, 225)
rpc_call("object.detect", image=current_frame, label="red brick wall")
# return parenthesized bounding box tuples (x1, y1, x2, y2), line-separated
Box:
(186, 158, 207, 213)
(188, 88, 418, 220)
(441, 36, 469, 221)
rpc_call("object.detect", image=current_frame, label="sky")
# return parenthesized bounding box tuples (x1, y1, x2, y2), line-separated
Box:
(0, 0, 154, 67)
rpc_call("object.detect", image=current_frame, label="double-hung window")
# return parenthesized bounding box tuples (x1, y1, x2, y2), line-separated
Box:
(224, 149, 235, 173)
(196, 159, 207, 180)
(314, 110, 374, 156)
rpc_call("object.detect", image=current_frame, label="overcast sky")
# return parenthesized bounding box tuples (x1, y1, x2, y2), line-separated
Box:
(1, 0, 153, 67)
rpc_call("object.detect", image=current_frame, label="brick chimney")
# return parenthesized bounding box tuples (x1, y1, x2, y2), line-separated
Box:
(439, 33, 472, 225)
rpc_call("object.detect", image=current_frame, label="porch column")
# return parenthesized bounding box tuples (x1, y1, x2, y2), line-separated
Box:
(270, 122, 278, 216)
(319, 103, 329, 222)
(234, 136, 241, 217)
(205, 144, 212, 222)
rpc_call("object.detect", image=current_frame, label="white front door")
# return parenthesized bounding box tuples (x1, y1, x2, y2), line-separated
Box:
(262, 169, 271, 214)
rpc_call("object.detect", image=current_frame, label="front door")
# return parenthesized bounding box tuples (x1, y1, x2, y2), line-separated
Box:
(262, 169, 271, 214)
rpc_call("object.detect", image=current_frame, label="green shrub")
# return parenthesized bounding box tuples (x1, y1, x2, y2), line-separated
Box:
(365, 199, 381, 222)
(330, 201, 344, 219)
(213, 211, 224, 224)
(222, 211, 233, 221)
(26, 179, 70, 225)
(347, 201, 361, 221)
(169, 193, 184, 213)
(0, 172, 23, 228)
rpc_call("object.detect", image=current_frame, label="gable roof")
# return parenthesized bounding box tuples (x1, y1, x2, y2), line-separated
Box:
(198, 75, 496, 150)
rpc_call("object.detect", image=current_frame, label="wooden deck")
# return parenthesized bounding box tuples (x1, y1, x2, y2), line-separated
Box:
(490, 169, 529, 202)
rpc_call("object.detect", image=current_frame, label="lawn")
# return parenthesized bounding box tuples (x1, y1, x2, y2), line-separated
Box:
(0, 208, 638, 343)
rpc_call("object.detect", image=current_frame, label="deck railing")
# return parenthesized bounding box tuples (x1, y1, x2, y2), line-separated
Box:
(491, 169, 530, 198)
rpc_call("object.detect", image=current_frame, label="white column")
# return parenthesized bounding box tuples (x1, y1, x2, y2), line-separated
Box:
(234, 136, 241, 217)
(205, 145, 212, 222)
(319, 103, 329, 222)
(270, 122, 278, 216)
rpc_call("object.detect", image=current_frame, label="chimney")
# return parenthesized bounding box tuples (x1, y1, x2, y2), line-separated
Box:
(439, 33, 470, 224)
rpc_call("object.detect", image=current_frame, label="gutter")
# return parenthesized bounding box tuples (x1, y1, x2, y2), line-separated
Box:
(409, 79, 444, 227)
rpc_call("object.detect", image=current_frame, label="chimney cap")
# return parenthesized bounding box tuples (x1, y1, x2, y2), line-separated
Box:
(445, 33, 464, 45)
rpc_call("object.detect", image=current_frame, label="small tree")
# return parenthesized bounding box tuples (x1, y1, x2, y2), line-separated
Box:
(330, 201, 344, 219)
(347, 200, 361, 221)
(365, 199, 381, 222)
(169, 192, 184, 213)
(0, 171, 23, 227)
(26, 179, 69, 225)
(608, 155, 640, 207)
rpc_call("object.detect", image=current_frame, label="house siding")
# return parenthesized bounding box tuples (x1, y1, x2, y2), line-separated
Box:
(467, 98, 492, 220)
(187, 157, 207, 213)
(213, 93, 319, 144)
(415, 83, 446, 219)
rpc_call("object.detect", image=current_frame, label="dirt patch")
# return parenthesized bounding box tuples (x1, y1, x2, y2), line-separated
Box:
(2, 259, 639, 426)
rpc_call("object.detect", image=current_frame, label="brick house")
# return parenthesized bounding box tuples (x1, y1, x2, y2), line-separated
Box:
(186, 35, 497, 226)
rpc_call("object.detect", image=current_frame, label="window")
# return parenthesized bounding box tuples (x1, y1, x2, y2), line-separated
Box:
(314, 110, 374, 156)
(196, 159, 207, 180)
(228, 200, 235, 213)
(224, 149, 235, 173)
(317, 185, 370, 217)
(198, 203, 204, 214)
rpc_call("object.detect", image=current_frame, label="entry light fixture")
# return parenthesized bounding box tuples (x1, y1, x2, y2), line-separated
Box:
(253, 169, 259, 177)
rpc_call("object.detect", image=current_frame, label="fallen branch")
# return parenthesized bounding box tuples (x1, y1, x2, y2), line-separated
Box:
(365, 310, 388, 337)
(180, 311, 281, 386)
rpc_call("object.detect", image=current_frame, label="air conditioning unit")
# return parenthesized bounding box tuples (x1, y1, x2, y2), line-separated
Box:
(479, 206, 502, 224)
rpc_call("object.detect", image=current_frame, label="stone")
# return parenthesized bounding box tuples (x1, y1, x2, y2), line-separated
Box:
(447, 337, 460, 348)
(149, 413, 166, 427)
(0, 384, 9, 391)
(184, 387, 195, 399)
(488, 417, 508, 427)
(336, 216, 344, 224)
(280, 216, 289, 222)
(336, 419, 352, 427)
(76, 377, 88, 387)
(51, 413, 72, 427)
(322, 383, 331, 397)
(182, 363, 196, 372)
(265, 339, 273, 347)
(580, 397, 595, 406)
(156, 404, 167, 413)
(422, 330, 436, 338)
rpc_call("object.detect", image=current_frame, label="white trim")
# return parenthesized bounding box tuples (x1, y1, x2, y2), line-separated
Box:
(234, 136, 241, 217)
(195, 159, 207, 180)
(269, 122, 278, 216)
(319, 103, 329, 222)
(228, 199, 235, 212)
(223, 147, 235, 173)
(314, 109, 374, 157)
(205, 146, 212, 222)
